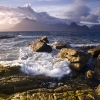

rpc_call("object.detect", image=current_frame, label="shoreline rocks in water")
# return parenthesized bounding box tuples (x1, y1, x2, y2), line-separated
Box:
(57, 48, 90, 71)
(0, 36, 100, 99)
(30, 36, 52, 52)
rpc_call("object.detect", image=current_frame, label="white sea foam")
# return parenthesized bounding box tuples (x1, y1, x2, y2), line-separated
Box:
(0, 47, 71, 78)
(70, 43, 100, 48)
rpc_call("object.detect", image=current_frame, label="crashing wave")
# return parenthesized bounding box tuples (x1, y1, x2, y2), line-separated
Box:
(0, 47, 71, 78)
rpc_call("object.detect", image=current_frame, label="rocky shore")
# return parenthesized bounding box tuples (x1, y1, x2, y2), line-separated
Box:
(0, 36, 100, 100)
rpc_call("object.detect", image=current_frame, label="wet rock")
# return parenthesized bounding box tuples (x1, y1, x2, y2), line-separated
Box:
(54, 85, 72, 93)
(57, 48, 90, 71)
(79, 45, 96, 51)
(54, 87, 63, 93)
(30, 36, 52, 52)
(27, 89, 38, 93)
(94, 55, 100, 78)
(52, 42, 68, 49)
(48, 89, 54, 93)
(37, 36, 49, 43)
(14, 85, 38, 93)
(85, 70, 95, 79)
(96, 54, 100, 68)
(0, 65, 20, 77)
(88, 46, 100, 58)
(95, 84, 100, 95)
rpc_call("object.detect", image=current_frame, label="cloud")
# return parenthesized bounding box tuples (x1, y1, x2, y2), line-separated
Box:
(63, 5, 99, 23)
(37, 0, 60, 1)
(94, 10, 100, 20)
(94, 10, 100, 16)
(81, 14, 98, 22)
(0, 4, 67, 29)
(64, 5, 90, 21)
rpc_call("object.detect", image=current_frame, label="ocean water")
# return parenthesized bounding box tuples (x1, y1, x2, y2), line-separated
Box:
(0, 31, 100, 77)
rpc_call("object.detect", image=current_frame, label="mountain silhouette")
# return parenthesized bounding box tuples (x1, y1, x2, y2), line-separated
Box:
(8, 18, 100, 32)
(9, 18, 68, 31)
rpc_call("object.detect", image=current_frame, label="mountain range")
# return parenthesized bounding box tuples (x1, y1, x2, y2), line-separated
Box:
(0, 4, 100, 32)
(6, 18, 100, 31)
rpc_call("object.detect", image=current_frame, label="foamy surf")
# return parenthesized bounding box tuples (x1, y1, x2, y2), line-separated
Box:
(70, 43, 100, 48)
(0, 47, 71, 78)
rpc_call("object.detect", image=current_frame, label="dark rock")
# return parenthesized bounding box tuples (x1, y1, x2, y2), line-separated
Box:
(37, 36, 49, 43)
(88, 46, 100, 58)
(30, 39, 52, 52)
(79, 45, 96, 51)
(94, 55, 100, 79)
(57, 48, 90, 71)
(85, 70, 95, 79)
(0, 65, 20, 77)
(52, 42, 68, 49)
(0, 35, 15, 39)
(96, 55, 100, 68)
(30, 42, 52, 52)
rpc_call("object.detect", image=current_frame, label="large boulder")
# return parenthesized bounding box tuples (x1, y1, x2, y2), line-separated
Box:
(57, 48, 90, 71)
(30, 36, 52, 52)
(88, 46, 100, 58)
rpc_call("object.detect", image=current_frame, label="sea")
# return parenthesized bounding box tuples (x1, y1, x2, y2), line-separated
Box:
(0, 31, 100, 78)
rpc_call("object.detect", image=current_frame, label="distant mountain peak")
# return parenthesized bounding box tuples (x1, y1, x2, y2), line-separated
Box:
(23, 3, 31, 8)
(23, 17, 36, 22)
(70, 22, 77, 27)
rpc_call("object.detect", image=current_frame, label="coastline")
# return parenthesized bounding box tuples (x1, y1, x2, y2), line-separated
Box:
(0, 35, 100, 99)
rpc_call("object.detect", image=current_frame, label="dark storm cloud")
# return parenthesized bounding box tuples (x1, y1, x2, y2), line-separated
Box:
(81, 14, 98, 22)
(64, 5, 99, 23)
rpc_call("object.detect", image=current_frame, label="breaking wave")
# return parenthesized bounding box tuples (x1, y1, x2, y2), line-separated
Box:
(0, 47, 71, 78)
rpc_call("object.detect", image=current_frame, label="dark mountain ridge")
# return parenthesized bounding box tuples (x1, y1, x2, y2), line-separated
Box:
(2, 18, 100, 31)
(90, 25, 100, 31)
(9, 18, 68, 31)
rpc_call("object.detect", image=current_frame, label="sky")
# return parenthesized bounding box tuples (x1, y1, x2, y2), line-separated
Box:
(0, 0, 100, 29)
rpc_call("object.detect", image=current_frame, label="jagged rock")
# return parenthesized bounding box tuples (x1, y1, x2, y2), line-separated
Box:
(57, 48, 90, 71)
(30, 36, 52, 52)
(88, 46, 100, 58)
